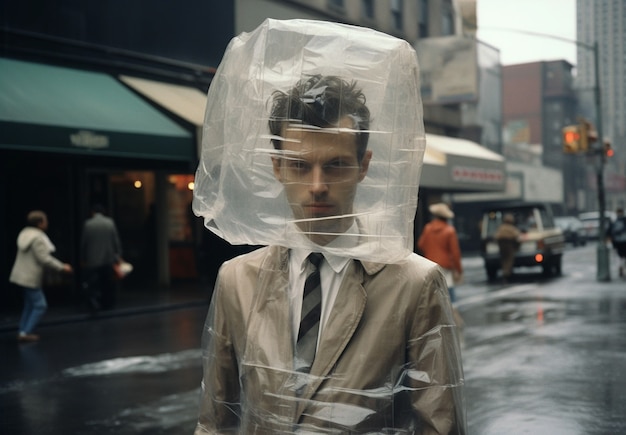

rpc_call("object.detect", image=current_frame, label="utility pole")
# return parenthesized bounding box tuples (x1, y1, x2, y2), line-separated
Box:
(592, 41, 610, 282)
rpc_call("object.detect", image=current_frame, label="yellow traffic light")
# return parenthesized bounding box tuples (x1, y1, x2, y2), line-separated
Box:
(562, 125, 581, 153)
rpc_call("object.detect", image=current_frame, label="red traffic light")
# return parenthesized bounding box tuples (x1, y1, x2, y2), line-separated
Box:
(562, 125, 582, 153)
(564, 131, 580, 143)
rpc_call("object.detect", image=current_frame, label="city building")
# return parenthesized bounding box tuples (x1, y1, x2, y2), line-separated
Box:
(501, 60, 582, 216)
(576, 0, 626, 212)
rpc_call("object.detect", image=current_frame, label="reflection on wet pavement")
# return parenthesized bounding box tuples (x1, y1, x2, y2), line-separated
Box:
(460, 245, 626, 434)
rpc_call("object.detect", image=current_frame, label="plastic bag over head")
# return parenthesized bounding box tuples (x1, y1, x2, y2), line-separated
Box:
(193, 18, 426, 263)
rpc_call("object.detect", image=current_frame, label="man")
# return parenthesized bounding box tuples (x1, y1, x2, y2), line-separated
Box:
(9, 210, 73, 342)
(418, 202, 463, 303)
(494, 213, 521, 283)
(195, 72, 465, 433)
(80, 204, 122, 311)
(609, 207, 626, 278)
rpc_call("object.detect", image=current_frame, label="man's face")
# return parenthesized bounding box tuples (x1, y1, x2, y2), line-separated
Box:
(272, 117, 372, 245)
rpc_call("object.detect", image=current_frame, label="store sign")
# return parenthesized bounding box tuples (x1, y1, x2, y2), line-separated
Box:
(452, 165, 504, 184)
(70, 130, 110, 149)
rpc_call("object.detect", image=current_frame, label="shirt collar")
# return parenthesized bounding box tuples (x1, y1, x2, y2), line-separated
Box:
(291, 221, 359, 274)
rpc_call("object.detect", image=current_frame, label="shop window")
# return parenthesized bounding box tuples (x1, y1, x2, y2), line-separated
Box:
(167, 174, 198, 279)
(418, 0, 429, 37)
(167, 174, 195, 242)
(362, 0, 375, 19)
(391, 0, 403, 31)
(328, 0, 344, 11)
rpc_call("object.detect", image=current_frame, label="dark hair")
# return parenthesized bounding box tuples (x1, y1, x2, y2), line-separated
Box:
(26, 210, 47, 227)
(268, 75, 371, 162)
(91, 204, 106, 214)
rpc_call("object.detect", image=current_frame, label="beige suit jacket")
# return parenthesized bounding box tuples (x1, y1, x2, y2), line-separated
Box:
(196, 245, 465, 434)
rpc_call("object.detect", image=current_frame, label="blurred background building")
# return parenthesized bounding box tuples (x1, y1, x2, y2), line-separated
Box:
(575, 0, 625, 212)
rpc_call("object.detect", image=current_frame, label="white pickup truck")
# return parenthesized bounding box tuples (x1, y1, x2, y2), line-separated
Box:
(480, 203, 565, 281)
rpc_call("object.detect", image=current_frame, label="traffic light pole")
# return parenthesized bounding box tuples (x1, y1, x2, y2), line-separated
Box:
(592, 41, 610, 282)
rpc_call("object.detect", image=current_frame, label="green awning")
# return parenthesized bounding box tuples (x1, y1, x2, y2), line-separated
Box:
(0, 57, 195, 161)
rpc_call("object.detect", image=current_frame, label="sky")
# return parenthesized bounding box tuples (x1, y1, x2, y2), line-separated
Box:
(476, 0, 577, 66)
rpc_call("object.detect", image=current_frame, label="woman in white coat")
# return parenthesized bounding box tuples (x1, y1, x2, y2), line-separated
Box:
(9, 210, 72, 342)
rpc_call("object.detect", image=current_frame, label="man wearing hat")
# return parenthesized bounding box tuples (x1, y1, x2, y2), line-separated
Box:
(494, 213, 521, 283)
(417, 202, 463, 303)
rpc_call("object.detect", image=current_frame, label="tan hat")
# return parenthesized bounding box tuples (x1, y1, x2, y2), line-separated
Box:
(503, 213, 515, 224)
(429, 202, 454, 219)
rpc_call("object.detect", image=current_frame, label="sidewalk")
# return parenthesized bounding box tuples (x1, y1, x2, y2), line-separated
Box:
(0, 280, 211, 333)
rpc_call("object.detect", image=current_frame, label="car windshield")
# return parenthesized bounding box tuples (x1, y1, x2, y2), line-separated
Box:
(555, 217, 570, 227)
(484, 206, 545, 235)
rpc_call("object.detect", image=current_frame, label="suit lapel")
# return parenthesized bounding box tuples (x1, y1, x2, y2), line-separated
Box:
(245, 247, 295, 378)
(295, 260, 367, 414)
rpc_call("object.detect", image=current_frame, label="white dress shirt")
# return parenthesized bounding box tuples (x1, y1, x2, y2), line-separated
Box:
(288, 222, 359, 348)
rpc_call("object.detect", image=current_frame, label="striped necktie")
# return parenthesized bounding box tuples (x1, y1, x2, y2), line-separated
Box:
(295, 253, 323, 373)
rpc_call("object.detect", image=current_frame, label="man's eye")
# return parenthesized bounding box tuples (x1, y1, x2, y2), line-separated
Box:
(325, 160, 350, 170)
(288, 160, 309, 171)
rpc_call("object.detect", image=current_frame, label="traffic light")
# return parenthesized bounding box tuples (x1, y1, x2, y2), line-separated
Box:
(604, 141, 613, 158)
(578, 120, 590, 152)
(562, 125, 581, 153)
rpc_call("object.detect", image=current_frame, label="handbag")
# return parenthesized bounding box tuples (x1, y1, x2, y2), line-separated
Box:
(113, 260, 133, 280)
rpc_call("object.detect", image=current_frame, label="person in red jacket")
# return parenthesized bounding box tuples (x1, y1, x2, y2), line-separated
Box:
(417, 202, 463, 303)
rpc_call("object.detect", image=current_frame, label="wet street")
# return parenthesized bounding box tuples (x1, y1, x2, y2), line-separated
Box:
(459, 244, 626, 435)
(1, 243, 625, 434)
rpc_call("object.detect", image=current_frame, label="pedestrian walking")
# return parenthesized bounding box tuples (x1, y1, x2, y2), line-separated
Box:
(9, 210, 73, 342)
(192, 19, 465, 434)
(494, 213, 521, 283)
(609, 207, 626, 278)
(417, 202, 463, 303)
(80, 204, 122, 312)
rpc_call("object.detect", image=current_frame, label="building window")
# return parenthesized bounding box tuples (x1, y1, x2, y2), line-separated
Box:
(391, 0, 403, 31)
(441, 3, 454, 36)
(328, 0, 344, 10)
(418, 0, 429, 37)
(362, 0, 375, 19)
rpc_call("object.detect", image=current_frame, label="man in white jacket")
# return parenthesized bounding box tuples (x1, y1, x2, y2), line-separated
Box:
(9, 210, 72, 342)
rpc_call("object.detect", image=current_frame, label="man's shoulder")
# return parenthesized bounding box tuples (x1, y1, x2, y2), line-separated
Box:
(219, 245, 279, 273)
(364, 254, 444, 305)
(85, 214, 115, 229)
(369, 252, 439, 279)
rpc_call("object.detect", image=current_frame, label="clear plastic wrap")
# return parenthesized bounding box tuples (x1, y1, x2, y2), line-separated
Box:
(192, 18, 425, 263)
(193, 19, 466, 434)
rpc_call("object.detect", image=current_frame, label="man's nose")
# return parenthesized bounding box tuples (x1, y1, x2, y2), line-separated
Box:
(309, 165, 329, 195)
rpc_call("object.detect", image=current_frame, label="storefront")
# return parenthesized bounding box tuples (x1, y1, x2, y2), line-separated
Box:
(0, 57, 207, 312)
(416, 134, 507, 251)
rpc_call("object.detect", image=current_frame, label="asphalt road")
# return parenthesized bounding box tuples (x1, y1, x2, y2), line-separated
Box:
(458, 243, 626, 434)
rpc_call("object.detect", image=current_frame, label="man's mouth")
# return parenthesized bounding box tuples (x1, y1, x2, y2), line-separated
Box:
(305, 203, 334, 215)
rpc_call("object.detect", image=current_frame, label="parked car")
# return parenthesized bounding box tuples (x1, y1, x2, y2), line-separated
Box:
(480, 203, 565, 281)
(555, 216, 587, 246)
(578, 211, 616, 242)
